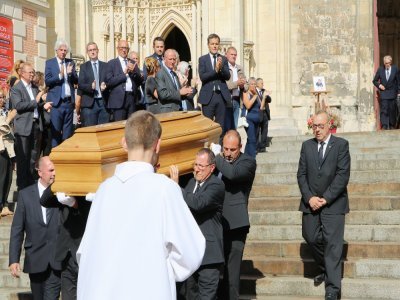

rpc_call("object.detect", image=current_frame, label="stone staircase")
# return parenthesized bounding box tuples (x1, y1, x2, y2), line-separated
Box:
(240, 130, 400, 299)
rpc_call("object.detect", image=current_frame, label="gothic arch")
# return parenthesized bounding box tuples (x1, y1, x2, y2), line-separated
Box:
(150, 9, 192, 48)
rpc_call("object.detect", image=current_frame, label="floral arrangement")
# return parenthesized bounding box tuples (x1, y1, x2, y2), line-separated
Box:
(307, 117, 313, 130)
(328, 113, 341, 129)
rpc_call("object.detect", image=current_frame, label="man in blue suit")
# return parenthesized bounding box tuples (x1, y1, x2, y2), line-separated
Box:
(372, 55, 400, 129)
(45, 39, 78, 148)
(198, 33, 231, 140)
(105, 40, 143, 121)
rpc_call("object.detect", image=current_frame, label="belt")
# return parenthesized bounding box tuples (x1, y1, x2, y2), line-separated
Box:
(94, 97, 103, 100)
(33, 118, 39, 123)
(61, 97, 72, 102)
(213, 90, 221, 94)
(125, 91, 134, 95)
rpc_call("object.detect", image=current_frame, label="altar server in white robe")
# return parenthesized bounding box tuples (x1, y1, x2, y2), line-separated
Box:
(76, 110, 205, 300)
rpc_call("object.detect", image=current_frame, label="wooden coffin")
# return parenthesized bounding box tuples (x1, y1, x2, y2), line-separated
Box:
(49, 111, 221, 195)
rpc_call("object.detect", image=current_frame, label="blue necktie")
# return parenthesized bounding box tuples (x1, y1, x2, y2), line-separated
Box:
(60, 61, 66, 99)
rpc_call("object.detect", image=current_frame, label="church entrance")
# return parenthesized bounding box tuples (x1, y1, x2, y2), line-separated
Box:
(164, 26, 191, 63)
(376, 0, 400, 65)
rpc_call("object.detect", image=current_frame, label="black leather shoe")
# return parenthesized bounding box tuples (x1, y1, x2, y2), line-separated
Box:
(325, 292, 338, 300)
(313, 273, 325, 285)
(258, 148, 267, 153)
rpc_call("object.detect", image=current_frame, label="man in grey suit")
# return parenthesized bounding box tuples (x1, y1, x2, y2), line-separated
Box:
(156, 49, 193, 113)
(171, 148, 225, 300)
(297, 110, 351, 300)
(11, 63, 52, 190)
(212, 130, 256, 300)
(9, 156, 61, 299)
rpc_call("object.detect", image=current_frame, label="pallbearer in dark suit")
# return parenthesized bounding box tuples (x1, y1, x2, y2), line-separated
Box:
(297, 111, 351, 300)
(77, 42, 109, 127)
(372, 55, 400, 129)
(9, 156, 61, 300)
(212, 130, 257, 300)
(198, 34, 231, 141)
(171, 148, 225, 300)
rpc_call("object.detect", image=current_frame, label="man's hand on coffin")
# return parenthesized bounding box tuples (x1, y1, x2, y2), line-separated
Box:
(85, 193, 96, 202)
(56, 192, 78, 208)
(169, 165, 179, 184)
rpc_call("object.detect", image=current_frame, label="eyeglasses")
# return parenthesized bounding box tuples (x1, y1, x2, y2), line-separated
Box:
(312, 123, 327, 130)
(193, 163, 212, 169)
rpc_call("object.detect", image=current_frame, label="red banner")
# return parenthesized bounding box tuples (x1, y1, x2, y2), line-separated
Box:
(0, 16, 14, 90)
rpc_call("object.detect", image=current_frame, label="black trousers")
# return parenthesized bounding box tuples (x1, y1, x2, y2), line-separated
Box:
(380, 98, 396, 129)
(257, 110, 269, 149)
(29, 266, 61, 300)
(15, 121, 42, 190)
(112, 92, 136, 122)
(182, 264, 222, 300)
(61, 252, 79, 300)
(202, 92, 226, 143)
(220, 228, 248, 300)
(0, 150, 12, 210)
(302, 212, 345, 295)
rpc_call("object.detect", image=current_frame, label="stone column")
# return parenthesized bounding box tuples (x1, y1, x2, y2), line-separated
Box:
(201, 0, 209, 54)
(133, 6, 139, 51)
(54, 0, 70, 44)
(145, 4, 150, 56)
(196, 0, 202, 61)
(122, 4, 127, 40)
(191, 0, 197, 74)
(233, 0, 244, 64)
(109, 3, 115, 58)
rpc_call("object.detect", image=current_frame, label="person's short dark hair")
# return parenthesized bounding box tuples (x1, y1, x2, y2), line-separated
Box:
(153, 37, 165, 46)
(197, 148, 216, 165)
(207, 33, 220, 44)
(125, 111, 162, 150)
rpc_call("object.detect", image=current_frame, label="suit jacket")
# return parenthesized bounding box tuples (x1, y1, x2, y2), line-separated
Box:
(198, 54, 231, 106)
(10, 80, 43, 136)
(105, 57, 143, 109)
(215, 153, 257, 231)
(182, 175, 225, 265)
(78, 60, 109, 108)
(9, 183, 61, 274)
(155, 66, 182, 110)
(297, 135, 351, 214)
(45, 57, 78, 106)
(259, 89, 272, 120)
(40, 186, 92, 263)
(372, 65, 400, 100)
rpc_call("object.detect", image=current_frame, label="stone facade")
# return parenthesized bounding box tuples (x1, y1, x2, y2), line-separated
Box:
(2, 0, 381, 134)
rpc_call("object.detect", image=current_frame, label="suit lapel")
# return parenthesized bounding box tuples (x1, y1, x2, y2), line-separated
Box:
(31, 184, 46, 226)
(321, 136, 335, 166)
(312, 139, 320, 168)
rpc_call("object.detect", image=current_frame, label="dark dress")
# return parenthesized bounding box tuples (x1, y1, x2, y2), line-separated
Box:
(145, 77, 161, 114)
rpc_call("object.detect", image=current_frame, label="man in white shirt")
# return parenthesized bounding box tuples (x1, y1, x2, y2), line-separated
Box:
(9, 156, 61, 300)
(11, 63, 52, 190)
(77, 110, 205, 300)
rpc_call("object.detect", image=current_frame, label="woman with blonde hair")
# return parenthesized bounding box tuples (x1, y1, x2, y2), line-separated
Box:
(7, 59, 25, 88)
(144, 57, 161, 114)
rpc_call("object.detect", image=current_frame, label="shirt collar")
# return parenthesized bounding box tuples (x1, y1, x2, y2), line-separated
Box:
(37, 181, 47, 197)
(21, 78, 31, 88)
(320, 134, 332, 145)
(114, 161, 155, 183)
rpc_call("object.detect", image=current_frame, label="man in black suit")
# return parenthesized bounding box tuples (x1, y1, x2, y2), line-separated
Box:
(198, 34, 231, 140)
(372, 55, 400, 129)
(256, 78, 272, 153)
(171, 148, 225, 300)
(40, 181, 92, 299)
(9, 156, 61, 299)
(156, 49, 193, 113)
(213, 130, 256, 300)
(105, 39, 143, 121)
(297, 110, 351, 300)
(77, 42, 109, 127)
(11, 63, 52, 190)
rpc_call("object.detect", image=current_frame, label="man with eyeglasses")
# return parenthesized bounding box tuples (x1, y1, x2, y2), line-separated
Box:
(211, 130, 256, 299)
(77, 42, 109, 126)
(170, 148, 225, 300)
(297, 110, 351, 300)
(105, 40, 143, 121)
(11, 63, 52, 190)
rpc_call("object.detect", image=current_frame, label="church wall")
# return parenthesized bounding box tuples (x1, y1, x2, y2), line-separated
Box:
(289, 0, 375, 133)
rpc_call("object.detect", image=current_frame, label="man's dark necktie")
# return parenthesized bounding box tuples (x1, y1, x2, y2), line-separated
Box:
(170, 70, 178, 90)
(386, 68, 390, 80)
(213, 54, 217, 70)
(46, 208, 51, 224)
(60, 61, 66, 98)
(93, 62, 100, 96)
(318, 142, 325, 167)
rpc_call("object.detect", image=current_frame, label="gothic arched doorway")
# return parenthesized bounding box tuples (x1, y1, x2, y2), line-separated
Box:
(164, 26, 191, 63)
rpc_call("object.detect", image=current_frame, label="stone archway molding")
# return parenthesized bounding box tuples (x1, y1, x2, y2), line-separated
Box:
(150, 9, 192, 51)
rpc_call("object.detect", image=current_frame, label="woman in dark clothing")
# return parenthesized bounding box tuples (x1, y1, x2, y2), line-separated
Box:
(144, 57, 161, 114)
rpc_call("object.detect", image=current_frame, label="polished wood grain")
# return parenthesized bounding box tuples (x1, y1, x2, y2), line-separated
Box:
(50, 111, 221, 195)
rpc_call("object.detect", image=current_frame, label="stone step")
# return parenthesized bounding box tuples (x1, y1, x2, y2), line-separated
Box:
(248, 196, 400, 212)
(0, 271, 30, 289)
(249, 210, 400, 226)
(244, 240, 400, 260)
(241, 256, 400, 279)
(256, 159, 400, 174)
(248, 225, 400, 242)
(250, 182, 400, 197)
(239, 275, 400, 299)
(256, 151, 400, 163)
(254, 169, 400, 185)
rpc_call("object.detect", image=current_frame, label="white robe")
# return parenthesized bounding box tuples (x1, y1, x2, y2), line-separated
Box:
(76, 161, 205, 300)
